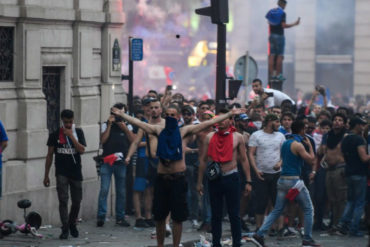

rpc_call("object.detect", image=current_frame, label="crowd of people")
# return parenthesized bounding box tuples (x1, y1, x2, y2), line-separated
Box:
(33, 77, 370, 247)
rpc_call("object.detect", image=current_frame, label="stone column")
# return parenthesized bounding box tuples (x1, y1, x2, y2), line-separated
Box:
(353, 0, 370, 95)
(101, 0, 126, 122)
(294, 0, 316, 94)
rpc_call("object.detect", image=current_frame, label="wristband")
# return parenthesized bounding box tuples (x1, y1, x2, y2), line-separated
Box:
(311, 171, 316, 174)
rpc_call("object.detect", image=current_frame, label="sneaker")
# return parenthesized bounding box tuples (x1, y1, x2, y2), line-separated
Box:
(145, 219, 156, 228)
(97, 219, 104, 227)
(135, 218, 149, 228)
(116, 219, 130, 227)
(302, 239, 321, 247)
(191, 219, 200, 229)
(251, 234, 265, 247)
(277, 227, 297, 239)
(59, 228, 69, 240)
(69, 224, 79, 238)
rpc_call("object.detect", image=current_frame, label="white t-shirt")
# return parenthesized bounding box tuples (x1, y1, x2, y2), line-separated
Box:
(249, 130, 286, 174)
(264, 88, 295, 108)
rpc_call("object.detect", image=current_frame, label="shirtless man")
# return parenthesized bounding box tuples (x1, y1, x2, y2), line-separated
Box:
(197, 108, 252, 247)
(318, 113, 347, 230)
(125, 98, 164, 228)
(113, 105, 243, 247)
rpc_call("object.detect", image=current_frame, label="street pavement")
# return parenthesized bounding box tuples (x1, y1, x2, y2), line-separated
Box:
(0, 215, 368, 247)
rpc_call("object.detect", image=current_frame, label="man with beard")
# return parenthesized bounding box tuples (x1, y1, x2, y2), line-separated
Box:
(251, 78, 294, 109)
(248, 114, 286, 232)
(112, 105, 243, 247)
(318, 113, 348, 231)
(197, 108, 252, 247)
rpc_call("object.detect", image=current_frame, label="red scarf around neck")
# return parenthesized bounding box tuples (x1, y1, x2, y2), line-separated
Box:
(207, 126, 235, 163)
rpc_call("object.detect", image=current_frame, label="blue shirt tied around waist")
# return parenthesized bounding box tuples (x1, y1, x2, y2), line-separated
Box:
(157, 117, 183, 164)
(281, 138, 304, 177)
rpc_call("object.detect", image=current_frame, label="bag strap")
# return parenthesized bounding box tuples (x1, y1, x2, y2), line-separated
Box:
(145, 132, 153, 159)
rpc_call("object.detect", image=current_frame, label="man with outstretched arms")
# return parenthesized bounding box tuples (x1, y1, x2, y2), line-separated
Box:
(112, 105, 243, 247)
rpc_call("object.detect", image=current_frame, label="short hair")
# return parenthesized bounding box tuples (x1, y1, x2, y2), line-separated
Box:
(307, 116, 317, 124)
(291, 120, 305, 134)
(317, 110, 331, 120)
(148, 90, 158, 96)
(217, 108, 231, 119)
(229, 103, 241, 109)
(332, 113, 347, 125)
(252, 78, 262, 85)
(320, 119, 332, 128)
(198, 101, 209, 108)
(206, 99, 215, 106)
(255, 104, 265, 110)
(61, 109, 74, 119)
(113, 103, 126, 111)
(281, 112, 295, 121)
(167, 104, 180, 114)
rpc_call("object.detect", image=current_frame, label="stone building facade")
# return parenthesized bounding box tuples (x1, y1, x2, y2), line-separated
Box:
(0, 0, 125, 224)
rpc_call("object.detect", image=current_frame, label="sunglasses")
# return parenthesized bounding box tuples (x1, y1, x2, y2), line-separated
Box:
(166, 113, 177, 117)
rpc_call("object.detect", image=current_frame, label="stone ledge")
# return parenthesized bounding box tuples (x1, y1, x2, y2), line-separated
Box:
(0, 4, 20, 18)
(20, 5, 75, 21)
(76, 9, 105, 23)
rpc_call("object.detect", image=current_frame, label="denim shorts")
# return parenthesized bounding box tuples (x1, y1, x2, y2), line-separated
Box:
(269, 34, 285, 56)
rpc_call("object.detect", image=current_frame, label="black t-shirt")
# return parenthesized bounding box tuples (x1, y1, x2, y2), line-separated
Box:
(341, 133, 367, 176)
(270, 12, 286, 35)
(47, 128, 86, 181)
(102, 122, 130, 157)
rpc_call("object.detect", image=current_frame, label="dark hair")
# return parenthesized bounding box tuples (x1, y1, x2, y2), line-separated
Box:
(307, 116, 317, 124)
(255, 104, 265, 110)
(281, 111, 295, 121)
(61, 109, 74, 119)
(320, 119, 332, 128)
(148, 90, 158, 96)
(229, 103, 241, 109)
(332, 113, 347, 125)
(206, 99, 215, 106)
(317, 110, 331, 120)
(291, 120, 305, 134)
(198, 101, 209, 108)
(252, 78, 262, 85)
(113, 103, 126, 111)
(336, 106, 348, 116)
(217, 108, 231, 119)
(167, 104, 180, 114)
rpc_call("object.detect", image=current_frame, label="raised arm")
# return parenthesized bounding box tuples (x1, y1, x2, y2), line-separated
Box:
(183, 108, 243, 136)
(112, 108, 157, 135)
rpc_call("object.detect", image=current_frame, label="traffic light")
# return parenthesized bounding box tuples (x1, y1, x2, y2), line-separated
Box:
(195, 0, 229, 24)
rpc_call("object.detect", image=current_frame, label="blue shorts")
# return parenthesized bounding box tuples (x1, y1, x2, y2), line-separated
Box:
(133, 157, 149, 192)
(269, 34, 285, 56)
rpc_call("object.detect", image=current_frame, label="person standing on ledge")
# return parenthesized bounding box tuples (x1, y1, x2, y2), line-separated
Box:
(266, 0, 300, 81)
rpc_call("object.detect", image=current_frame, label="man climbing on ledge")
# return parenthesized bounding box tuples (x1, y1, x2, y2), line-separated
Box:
(266, 0, 300, 81)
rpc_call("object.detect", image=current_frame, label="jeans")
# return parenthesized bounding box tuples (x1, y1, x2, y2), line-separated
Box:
(56, 175, 82, 228)
(97, 162, 127, 221)
(338, 175, 367, 233)
(186, 165, 199, 220)
(209, 172, 241, 247)
(202, 175, 212, 224)
(257, 178, 314, 241)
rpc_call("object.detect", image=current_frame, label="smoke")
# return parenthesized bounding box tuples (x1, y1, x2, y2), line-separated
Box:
(121, 0, 357, 103)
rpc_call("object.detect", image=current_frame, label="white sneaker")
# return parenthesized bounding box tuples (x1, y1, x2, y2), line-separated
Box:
(191, 219, 200, 229)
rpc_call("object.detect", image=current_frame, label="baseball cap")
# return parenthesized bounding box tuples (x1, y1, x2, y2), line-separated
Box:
(235, 113, 249, 121)
(349, 116, 367, 129)
(142, 97, 156, 106)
